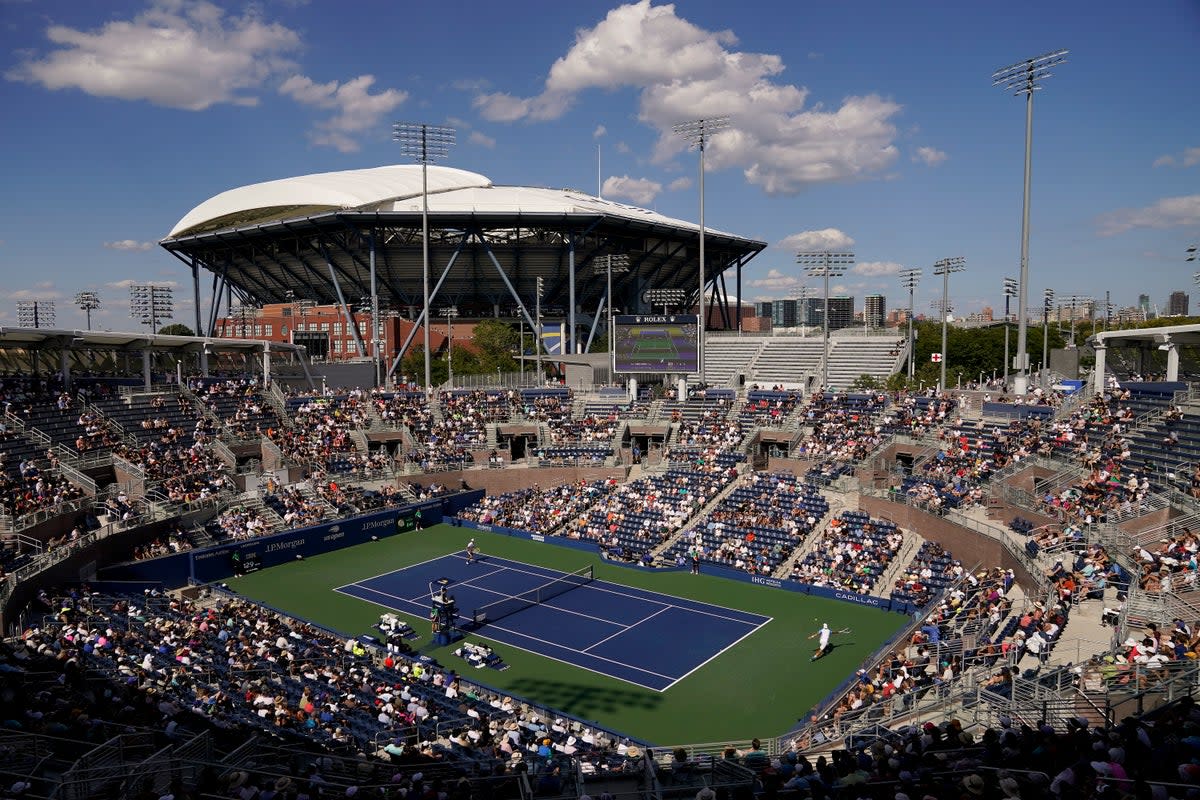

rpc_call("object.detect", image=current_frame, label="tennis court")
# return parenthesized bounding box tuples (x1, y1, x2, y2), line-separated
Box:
(335, 552, 771, 691)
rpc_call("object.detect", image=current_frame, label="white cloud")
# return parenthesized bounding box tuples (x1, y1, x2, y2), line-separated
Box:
(778, 228, 855, 253)
(852, 261, 903, 277)
(106, 278, 180, 289)
(1153, 146, 1200, 168)
(912, 146, 947, 167)
(593, 124, 607, 138)
(103, 239, 155, 251)
(473, 1, 901, 194)
(450, 78, 490, 92)
(667, 176, 692, 191)
(601, 174, 663, 205)
(279, 73, 407, 152)
(468, 130, 496, 148)
(6, 0, 300, 110)
(748, 269, 799, 290)
(615, 141, 631, 154)
(1098, 194, 1200, 236)
(7, 281, 64, 302)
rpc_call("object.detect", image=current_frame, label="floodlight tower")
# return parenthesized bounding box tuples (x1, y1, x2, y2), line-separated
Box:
(933, 257, 966, 392)
(898, 268, 921, 380)
(673, 116, 730, 383)
(992, 48, 1068, 396)
(1189, 245, 1198, 289)
(129, 284, 173, 334)
(1042, 288, 1055, 387)
(440, 307, 459, 390)
(535, 276, 544, 381)
(17, 300, 55, 329)
(595, 254, 630, 381)
(74, 291, 101, 330)
(393, 122, 456, 394)
(798, 251, 855, 391)
(1003, 277, 1018, 388)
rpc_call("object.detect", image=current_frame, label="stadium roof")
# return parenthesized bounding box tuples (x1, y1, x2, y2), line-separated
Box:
(166, 164, 740, 241)
(161, 164, 766, 360)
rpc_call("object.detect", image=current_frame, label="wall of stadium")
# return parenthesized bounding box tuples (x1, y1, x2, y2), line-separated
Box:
(97, 492, 485, 586)
(407, 466, 628, 496)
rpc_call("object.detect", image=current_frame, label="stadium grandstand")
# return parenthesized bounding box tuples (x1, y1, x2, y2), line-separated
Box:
(7, 189, 1200, 798)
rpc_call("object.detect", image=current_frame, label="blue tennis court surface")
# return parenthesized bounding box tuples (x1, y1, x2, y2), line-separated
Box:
(335, 553, 771, 691)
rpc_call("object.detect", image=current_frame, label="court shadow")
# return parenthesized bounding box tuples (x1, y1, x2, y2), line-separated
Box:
(506, 677, 663, 719)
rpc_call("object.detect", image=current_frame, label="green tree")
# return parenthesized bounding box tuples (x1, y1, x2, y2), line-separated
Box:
(468, 319, 519, 374)
(157, 323, 195, 336)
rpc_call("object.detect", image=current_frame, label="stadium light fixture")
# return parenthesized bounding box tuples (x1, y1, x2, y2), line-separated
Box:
(898, 269, 921, 380)
(798, 251, 855, 392)
(993, 48, 1068, 396)
(673, 116, 730, 384)
(440, 307, 459, 390)
(129, 283, 174, 334)
(1189, 246, 1199, 288)
(17, 300, 55, 329)
(932, 257, 966, 392)
(594, 255, 630, 383)
(644, 288, 687, 315)
(791, 285, 817, 338)
(74, 291, 101, 331)
(394, 122, 456, 394)
(1042, 288, 1055, 387)
(1002, 277, 1018, 389)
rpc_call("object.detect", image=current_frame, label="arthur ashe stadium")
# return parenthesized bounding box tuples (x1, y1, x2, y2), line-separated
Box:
(3, 163, 1200, 799)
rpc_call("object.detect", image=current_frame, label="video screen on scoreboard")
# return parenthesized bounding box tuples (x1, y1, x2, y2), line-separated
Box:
(613, 314, 699, 373)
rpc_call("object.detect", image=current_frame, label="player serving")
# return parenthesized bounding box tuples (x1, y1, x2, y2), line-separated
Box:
(465, 538, 478, 563)
(808, 622, 849, 661)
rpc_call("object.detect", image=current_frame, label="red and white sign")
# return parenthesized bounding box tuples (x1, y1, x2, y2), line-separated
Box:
(930, 353, 943, 363)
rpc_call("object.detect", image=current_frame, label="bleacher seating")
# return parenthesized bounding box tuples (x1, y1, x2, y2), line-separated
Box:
(669, 471, 829, 574)
(749, 338, 824, 387)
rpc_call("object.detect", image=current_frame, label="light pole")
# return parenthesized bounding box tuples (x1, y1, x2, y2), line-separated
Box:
(791, 285, 816, 338)
(535, 277, 544, 382)
(798, 251, 855, 391)
(74, 291, 100, 330)
(933, 257, 966, 393)
(1003, 277, 1018, 389)
(993, 49, 1068, 396)
(1042, 288, 1055, 388)
(440, 307, 459, 390)
(595, 254, 630, 383)
(1189, 246, 1198, 296)
(898, 269, 921, 380)
(393, 122, 456, 395)
(930, 298, 952, 390)
(673, 116, 730, 384)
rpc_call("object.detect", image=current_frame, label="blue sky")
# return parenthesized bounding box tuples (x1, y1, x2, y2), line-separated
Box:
(1, 0, 1198, 330)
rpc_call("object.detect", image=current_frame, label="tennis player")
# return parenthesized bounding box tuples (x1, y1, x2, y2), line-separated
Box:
(809, 623, 833, 661)
(466, 538, 478, 563)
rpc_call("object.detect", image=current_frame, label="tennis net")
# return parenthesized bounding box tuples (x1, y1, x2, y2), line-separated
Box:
(472, 565, 594, 626)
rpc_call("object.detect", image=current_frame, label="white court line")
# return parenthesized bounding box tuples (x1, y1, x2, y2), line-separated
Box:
(478, 555, 767, 626)
(335, 583, 427, 611)
(482, 620, 675, 682)
(471, 624, 671, 693)
(658, 615, 775, 692)
(332, 551, 464, 593)
(403, 565, 509, 604)
(582, 606, 671, 653)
